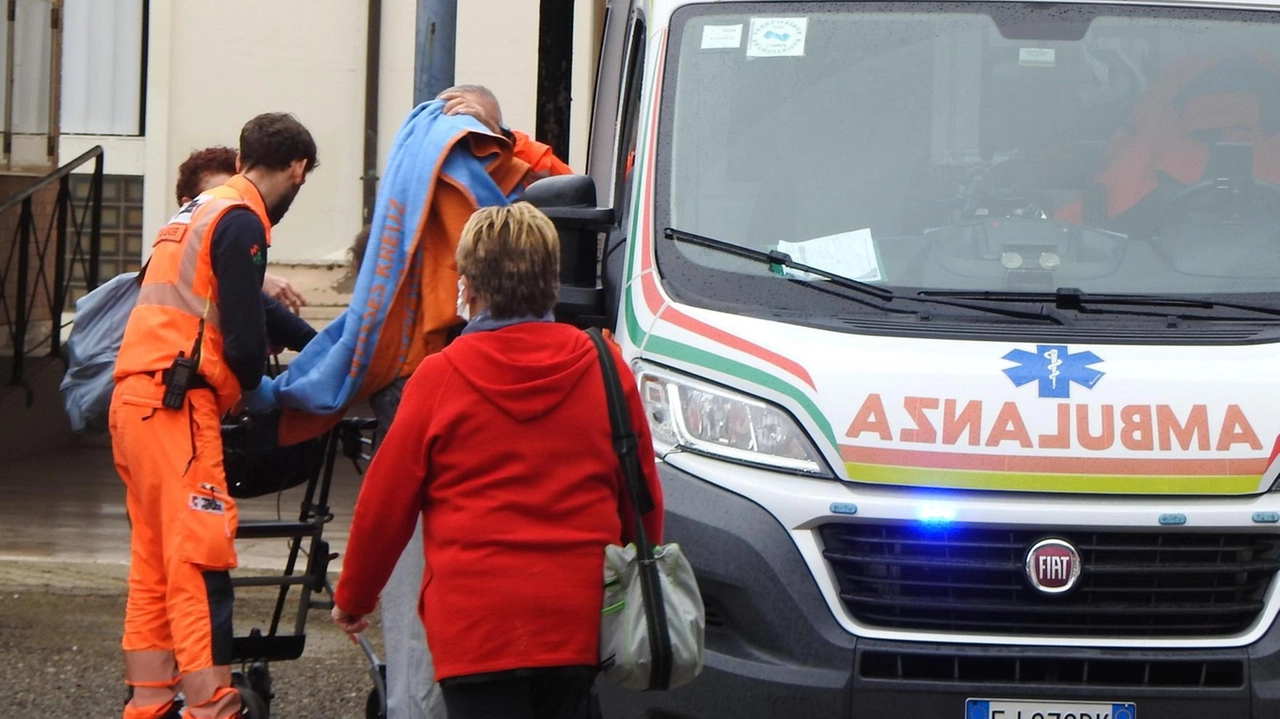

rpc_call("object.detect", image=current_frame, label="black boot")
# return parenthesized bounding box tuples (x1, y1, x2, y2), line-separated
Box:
(158, 699, 184, 719)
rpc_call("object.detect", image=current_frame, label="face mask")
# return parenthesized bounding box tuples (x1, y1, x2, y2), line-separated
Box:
(456, 277, 471, 322)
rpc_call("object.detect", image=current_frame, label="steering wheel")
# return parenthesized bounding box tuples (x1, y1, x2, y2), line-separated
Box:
(1145, 176, 1280, 243)
(960, 156, 1056, 221)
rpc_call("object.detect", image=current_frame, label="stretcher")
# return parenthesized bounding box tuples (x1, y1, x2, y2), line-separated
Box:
(221, 415, 387, 719)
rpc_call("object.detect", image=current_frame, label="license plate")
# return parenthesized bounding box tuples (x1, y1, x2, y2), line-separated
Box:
(966, 699, 1136, 719)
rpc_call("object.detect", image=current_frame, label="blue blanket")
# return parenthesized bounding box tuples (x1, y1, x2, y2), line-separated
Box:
(270, 101, 518, 414)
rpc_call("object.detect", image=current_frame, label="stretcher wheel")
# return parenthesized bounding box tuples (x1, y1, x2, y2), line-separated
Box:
(232, 670, 271, 719)
(247, 663, 274, 715)
(363, 660, 387, 719)
(365, 685, 386, 719)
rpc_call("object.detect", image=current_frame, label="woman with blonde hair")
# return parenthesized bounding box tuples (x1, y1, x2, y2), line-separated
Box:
(331, 202, 664, 719)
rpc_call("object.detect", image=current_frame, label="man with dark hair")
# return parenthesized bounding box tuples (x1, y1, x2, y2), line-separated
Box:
(238, 113, 320, 225)
(110, 112, 318, 719)
(175, 146, 309, 313)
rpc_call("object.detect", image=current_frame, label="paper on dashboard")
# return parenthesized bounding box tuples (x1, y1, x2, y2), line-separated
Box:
(775, 229, 883, 282)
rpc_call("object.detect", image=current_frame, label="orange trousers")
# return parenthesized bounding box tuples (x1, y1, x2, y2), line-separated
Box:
(110, 374, 242, 719)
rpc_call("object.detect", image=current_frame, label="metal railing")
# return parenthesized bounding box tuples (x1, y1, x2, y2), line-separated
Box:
(0, 144, 102, 393)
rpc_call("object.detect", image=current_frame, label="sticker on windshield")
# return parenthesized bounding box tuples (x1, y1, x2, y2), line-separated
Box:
(1019, 47, 1056, 67)
(701, 24, 743, 50)
(747, 17, 807, 58)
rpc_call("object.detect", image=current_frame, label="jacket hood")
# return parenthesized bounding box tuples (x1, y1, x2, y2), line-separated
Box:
(442, 322, 598, 422)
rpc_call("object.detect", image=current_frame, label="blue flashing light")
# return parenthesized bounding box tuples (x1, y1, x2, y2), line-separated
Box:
(917, 503, 956, 527)
(1158, 513, 1187, 526)
(1253, 512, 1280, 524)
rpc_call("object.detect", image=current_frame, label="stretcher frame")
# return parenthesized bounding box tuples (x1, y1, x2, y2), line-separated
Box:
(225, 417, 387, 718)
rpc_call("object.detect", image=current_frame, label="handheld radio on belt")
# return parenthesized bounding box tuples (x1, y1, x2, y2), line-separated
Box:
(162, 319, 205, 410)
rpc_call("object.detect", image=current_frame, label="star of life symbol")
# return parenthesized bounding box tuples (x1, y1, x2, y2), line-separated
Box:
(1002, 344, 1104, 398)
(1044, 347, 1063, 389)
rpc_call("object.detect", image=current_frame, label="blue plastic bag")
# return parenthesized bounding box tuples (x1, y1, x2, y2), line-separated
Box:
(60, 272, 139, 434)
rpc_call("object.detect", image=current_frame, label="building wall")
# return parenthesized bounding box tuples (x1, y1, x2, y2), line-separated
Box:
(377, 0, 420, 190)
(455, 1, 540, 138)
(455, 0, 604, 172)
(572, 0, 607, 174)
(0, 176, 60, 353)
(56, 0, 600, 266)
(155, 0, 387, 263)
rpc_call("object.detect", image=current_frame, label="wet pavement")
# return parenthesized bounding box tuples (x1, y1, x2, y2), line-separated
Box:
(0, 439, 364, 570)
(0, 438, 384, 718)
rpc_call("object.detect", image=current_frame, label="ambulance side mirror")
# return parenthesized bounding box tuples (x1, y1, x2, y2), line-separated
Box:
(524, 175, 615, 326)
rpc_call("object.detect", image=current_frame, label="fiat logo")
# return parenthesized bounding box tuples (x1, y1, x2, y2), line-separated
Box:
(1025, 538, 1081, 594)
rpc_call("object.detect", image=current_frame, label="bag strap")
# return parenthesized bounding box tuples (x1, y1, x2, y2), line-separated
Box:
(585, 327, 673, 690)
(586, 327, 654, 551)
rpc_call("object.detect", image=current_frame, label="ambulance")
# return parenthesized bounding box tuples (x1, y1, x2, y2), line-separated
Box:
(526, 1, 1280, 716)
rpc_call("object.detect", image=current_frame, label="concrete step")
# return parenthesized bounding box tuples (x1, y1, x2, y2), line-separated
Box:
(268, 262, 353, 335)
(266, 262, 354, 306)
(0, 355, 73, 463)
(299, 304, 345, 320)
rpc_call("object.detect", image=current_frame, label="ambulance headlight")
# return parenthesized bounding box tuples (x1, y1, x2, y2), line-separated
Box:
(634, 362, 829, 476)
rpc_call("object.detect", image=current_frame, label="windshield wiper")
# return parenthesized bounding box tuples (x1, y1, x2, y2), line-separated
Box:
(663, 227, 895, 301)
(664, 227, 1064, 324)
(921, 287, 1280, 320)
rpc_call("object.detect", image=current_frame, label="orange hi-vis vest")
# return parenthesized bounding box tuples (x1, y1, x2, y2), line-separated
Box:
(114, 175, 272, 414)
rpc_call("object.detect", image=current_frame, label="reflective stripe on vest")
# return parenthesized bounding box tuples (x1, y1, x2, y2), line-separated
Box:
(134, 198, 238, 331)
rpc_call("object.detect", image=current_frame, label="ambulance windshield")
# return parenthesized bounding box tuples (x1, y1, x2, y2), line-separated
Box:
(657, 3, 1280, 324)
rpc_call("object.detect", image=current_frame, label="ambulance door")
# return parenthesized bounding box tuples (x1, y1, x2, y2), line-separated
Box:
(598, 3, 648, 330)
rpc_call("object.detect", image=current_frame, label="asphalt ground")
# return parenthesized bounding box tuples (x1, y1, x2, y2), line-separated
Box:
(0, 559, 385, 718)
(1, 435, 383, 718)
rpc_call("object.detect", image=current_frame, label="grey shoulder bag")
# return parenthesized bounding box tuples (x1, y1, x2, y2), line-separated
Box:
(586, 328, 705, 691)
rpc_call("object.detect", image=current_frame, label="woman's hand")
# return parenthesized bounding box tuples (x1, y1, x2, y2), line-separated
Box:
(263, 272, 307, 314)
(331, 605, 370, 635)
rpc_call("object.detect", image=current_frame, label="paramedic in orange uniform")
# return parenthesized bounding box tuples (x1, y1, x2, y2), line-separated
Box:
(173, 147, 316, 351)
(110, 113, 318, 719)
(175, 147, 310, 314)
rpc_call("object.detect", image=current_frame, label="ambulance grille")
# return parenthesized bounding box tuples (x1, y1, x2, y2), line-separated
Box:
(858, 649, 1245, 688)
(819, 523, 1280, 637)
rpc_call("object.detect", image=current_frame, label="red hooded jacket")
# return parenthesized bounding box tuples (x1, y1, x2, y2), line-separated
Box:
(335, 321, 664, 680)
